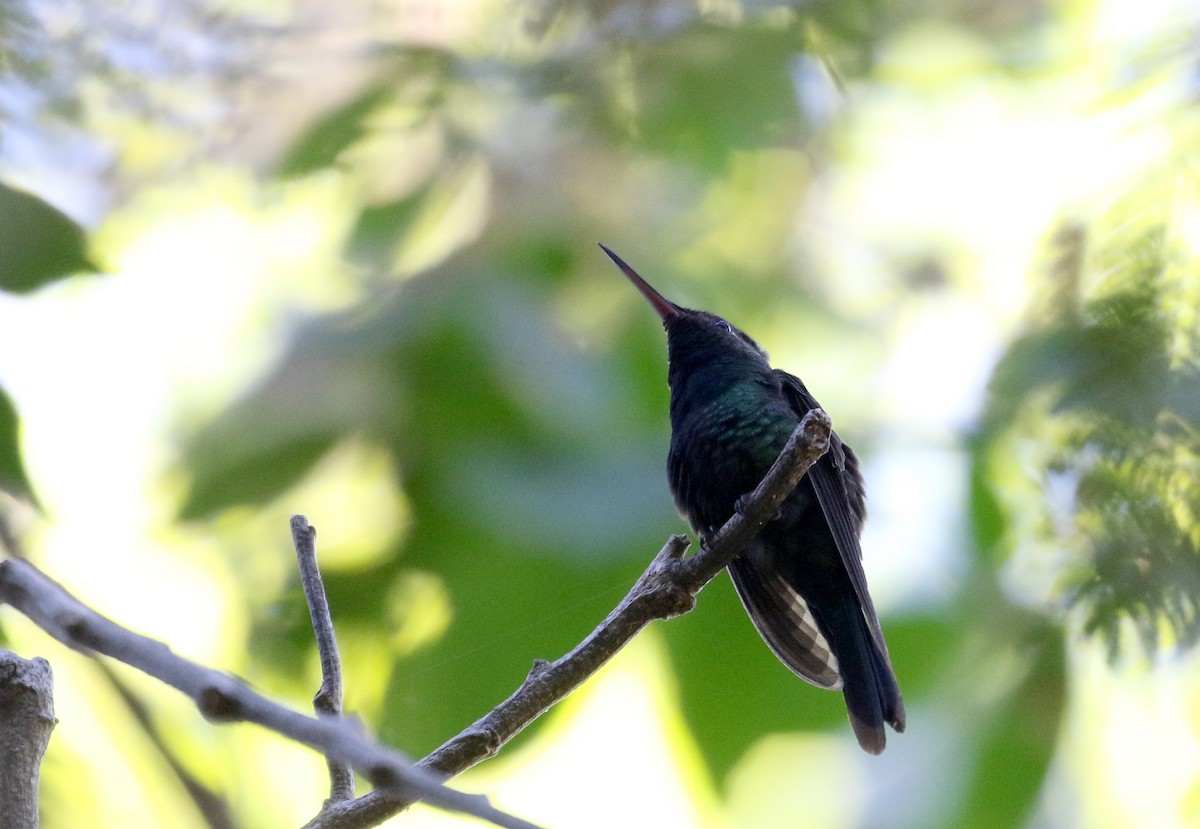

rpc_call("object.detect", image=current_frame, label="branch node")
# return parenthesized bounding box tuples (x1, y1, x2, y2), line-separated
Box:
(656, 583, 696, 618)
(367, 763, 402, 790)
(55, 609, 89, 643)
(453, 724, 503, 761)
(660, 534, 691, 561)
(291, 514, 316, 542)
(313, 684, 338, 713)
(479, 727, 504, 759)
(198, 680, 244, 722)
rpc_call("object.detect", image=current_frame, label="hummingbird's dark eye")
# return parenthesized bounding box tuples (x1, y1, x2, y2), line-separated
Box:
(714, 319, 733, 334)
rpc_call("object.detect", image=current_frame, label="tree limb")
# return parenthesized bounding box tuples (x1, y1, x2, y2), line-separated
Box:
(0, 650, 55, 829)
(0, 558, 543, 829)
(302, 409, 833, 829)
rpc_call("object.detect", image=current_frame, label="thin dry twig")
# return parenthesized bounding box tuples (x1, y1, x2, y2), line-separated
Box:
(292, 515, 356, 804)
(302, 409, 833, 829)
(97, 662, 237, 829)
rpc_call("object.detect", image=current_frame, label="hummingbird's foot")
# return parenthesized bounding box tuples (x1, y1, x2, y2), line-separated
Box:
(733, 493, 752, 517)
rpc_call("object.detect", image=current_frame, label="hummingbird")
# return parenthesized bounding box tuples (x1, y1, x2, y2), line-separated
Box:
(602, 244, 905, 754)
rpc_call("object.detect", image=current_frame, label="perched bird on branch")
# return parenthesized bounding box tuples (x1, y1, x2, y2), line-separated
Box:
(602, 244, 905, 753)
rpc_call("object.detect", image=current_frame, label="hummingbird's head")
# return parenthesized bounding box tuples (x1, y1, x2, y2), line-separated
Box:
(599, 244, 772, 384)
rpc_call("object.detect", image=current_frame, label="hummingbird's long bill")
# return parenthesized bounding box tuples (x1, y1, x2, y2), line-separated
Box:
(599, 243, 681, 320)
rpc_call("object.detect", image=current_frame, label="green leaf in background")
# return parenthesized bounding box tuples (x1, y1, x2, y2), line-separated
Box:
(665, 573, 847, 780)
(967, 440, 1009, 563)
(175, 318, 399, 519)
(0, 181, 94, 292)
(669, 592, 961, 783)
(987, 276, 1174, 427)
(276, 84, 396, 177)
(344, 193, 426, 271)
(629, 25, 807, 171)
(1073, 443, 1200, 653)
(952, 622, 1065, 829)
(0, 384, 35, 501)
(179, 432, 338, 521)
(276, 49, 452, 179)
(377, 535, 645, 755)
(980, 213, 1200, 656)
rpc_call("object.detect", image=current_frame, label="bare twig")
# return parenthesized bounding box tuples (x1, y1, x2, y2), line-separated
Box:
(302, 409, 833, 829)
(291, 515, 356, 803)
(0, 650, 55, 829)
(97, 662, 236, 829)
(0, 558, 544, 829)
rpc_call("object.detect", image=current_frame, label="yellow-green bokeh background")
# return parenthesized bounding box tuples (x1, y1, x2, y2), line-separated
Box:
(1, 0, 1199, 827)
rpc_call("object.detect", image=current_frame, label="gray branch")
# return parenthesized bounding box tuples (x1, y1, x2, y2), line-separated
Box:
(0, 650, 55, 829)
(0, 559, 543, 829)
(304, 409, 833, 829)
(291, 515, 356, 804)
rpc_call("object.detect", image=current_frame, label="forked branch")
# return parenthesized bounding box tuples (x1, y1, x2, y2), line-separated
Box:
(304, 409, 832, 829)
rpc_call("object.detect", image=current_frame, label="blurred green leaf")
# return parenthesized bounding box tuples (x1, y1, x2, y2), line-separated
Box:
(277, 85, 395, 177)
(953, 624, 1065, 829)
(670, 603, 960, 782)
(180, 433, 337, 521)
(665, 573, 847, 779)
(883, 614, 962, 702)
(0, 182, 93, 292)
(988, 277, 1174, 427)
(344, 193, 426, 270)
(1072, 443, 1200, 652)
(967, 440, 1008, 561)
(630, 25, 806, 170)
(0, 385, 34, 500)
(981, 216, 1200, 656)
(379, 537, 643, 755)
(176, 323, 399, 519)
(276, 49, 452, 178)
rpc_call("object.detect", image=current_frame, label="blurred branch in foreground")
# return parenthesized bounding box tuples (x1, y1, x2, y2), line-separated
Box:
(0, 555, 542, 829)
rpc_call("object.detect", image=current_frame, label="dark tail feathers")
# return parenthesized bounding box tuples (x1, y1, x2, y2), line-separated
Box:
(813, 597, 905, 754)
